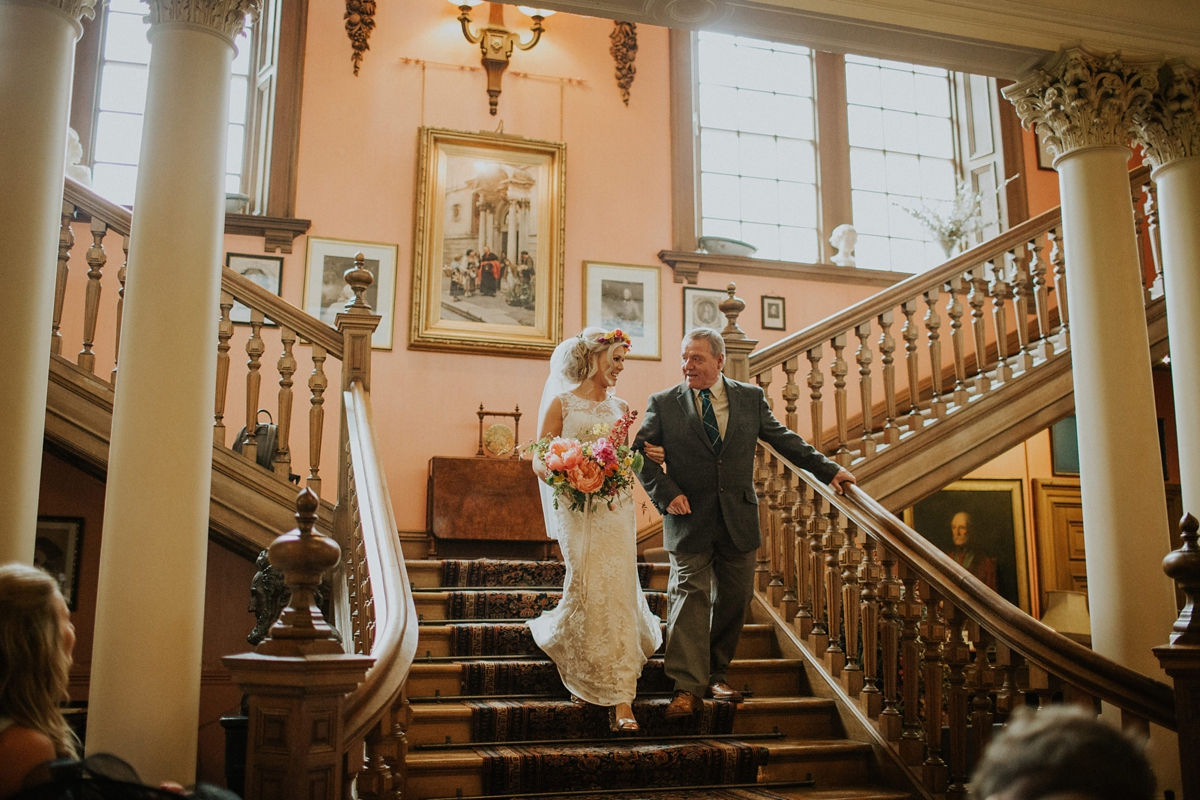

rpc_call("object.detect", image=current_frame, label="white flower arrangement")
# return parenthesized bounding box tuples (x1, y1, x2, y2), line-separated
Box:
(897, 182, 985, 258)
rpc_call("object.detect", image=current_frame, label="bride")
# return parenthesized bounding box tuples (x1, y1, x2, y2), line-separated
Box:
(528, 328, 663, 733)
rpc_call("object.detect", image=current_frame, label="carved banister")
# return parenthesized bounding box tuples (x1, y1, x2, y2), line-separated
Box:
(222, 267, 344, 359)
(1154, 513, 1200, 800)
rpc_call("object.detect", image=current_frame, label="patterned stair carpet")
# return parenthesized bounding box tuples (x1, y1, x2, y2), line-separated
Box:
(466, 696, 736, 740)
(440, 559, 653, 588)
(507, 790, 793, 800)
(460, 657, 674, 695)
(447, 622, 668, 657)
(445, 589, 669, 620)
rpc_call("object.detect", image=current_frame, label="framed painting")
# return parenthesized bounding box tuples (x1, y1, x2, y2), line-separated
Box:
(761, 295, 786, 331)
(35, 517, 84, 611)
(410, 127, 565, 358)
(683, 286, 726, 334)
(1050, 415, 1080, 476)
(905, 479, 1030, 611)
(583, 262, 661, 361)
(225, 252, 283, 324)
(303, 236, 398, 349)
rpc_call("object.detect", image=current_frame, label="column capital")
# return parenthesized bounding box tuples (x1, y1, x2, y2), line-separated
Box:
(1131, 60, 1200, 172)
(1003, 46, 1160, 163)
(144, 0, 260, 42)
(2, 0, 97, 24)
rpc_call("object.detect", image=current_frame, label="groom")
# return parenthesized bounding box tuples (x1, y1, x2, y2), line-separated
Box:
(635, 327, 856, 718)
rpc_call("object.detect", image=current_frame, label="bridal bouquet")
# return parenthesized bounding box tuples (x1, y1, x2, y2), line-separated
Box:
(529, 411, 645, 512)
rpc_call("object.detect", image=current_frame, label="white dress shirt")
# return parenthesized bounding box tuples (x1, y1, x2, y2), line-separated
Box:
(692, 376, 729, 440)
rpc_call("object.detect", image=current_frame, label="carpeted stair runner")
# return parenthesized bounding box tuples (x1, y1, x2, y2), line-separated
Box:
(445, 589, 669, 620)
(440, 559, 653, 588)
(503, 790, 793, 800)
(447, 622, 668, 657)
(466, 696, 737, 740)
(460, 657, 674, 696)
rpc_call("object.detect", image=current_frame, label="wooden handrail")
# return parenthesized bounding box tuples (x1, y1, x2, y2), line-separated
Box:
(221, 268, 343, 359)
(64, 176, 131, 235)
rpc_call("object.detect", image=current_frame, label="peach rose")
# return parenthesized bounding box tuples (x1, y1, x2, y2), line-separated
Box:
(568, 460, 605, 493)
(545, 438, 584, 472)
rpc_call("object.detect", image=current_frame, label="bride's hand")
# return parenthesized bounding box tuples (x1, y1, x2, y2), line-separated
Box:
(643, 443, 665, 464)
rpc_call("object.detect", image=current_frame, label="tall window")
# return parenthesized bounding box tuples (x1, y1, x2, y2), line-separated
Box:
(845, 56, 957, 273)
(696, 32, 819, 263)
(91, 0, 254, 205)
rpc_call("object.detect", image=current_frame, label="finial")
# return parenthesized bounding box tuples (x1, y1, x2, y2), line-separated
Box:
(1163, 512, 1200, 645)
(344, 253, 374, 312)
(719, 282, 747, 339)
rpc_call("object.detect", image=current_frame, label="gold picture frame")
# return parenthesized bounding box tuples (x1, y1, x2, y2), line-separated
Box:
(410, 127, 566, 358)
(583, 262, 662, 361)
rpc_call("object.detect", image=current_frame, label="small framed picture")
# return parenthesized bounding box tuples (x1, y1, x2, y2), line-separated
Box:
(683, 286, 726, 334)
(761, 295, 786, 330)
(35, 517, 84, 610)
(225, 253, 283, 324)
(304, 236, 398, 349)
(583, 262, 661, 360)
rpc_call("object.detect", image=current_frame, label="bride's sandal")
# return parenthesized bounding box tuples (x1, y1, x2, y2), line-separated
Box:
(609, 704, 640, 734)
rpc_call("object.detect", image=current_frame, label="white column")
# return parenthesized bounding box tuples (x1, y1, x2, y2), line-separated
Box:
(0, 0, 93, 563)
(85, 0, 257, 786)
(1005, 47, 1178, 676)
(1133, 61, 1200, 516)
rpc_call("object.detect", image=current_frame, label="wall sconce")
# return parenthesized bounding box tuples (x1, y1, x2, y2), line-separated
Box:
(451, 0, 554, 115)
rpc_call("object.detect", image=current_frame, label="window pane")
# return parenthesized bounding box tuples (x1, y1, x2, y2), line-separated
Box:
(856, 234, 890, 269)
(779, 181, 817, 228)
(108, 0, 145, 12)
(741, 222, 779, 260)
(845, 63, 880, 107)
(884, 151, 921, 195)
(890, 238, 926, 273)
(734, 46, 777, 92)
(98, 63, 147, 113)
(227, 124, 245, 173)
(698, 39, 739, 87)
(771, 50, 811, 96)
(847, 105, 883, 149)
(94, 111, 143, 165)
(702, 173, 741, 220)
(879, 68, 915, 112)
(920, 158, 956, 200)
(91, 163, 139, 206)
(849, 148, 886, 192)
(917, 115, 954, 157)
(231, 31, 253, 75)
(851, 190, 890, 236)
(780, 226, 818, 263)
(700, 128, 739, 175)
(777, 138, 815, 184)
(738, 133, 776, 179)
(740, 177, 779, 225)
(699, 84, 739, 130)
(736, 88, 775, 135)
(701, 217, 742, 240)
(226, 172, 243, 194)
(104, 12, 151, 64)
(228, 77, 248, 124)
(914, 73, 951, 116)
(881, 110, 919, 154)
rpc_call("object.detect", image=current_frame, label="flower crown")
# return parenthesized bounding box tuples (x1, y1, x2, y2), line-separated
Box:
(589, 328, 632, 348)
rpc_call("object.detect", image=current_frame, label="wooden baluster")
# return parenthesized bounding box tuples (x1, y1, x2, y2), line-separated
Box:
(241, 309, 266, 464)
(754, 446, 771, 592)
(77, 217, 107, 373)
(990, 258, 1013, 384)
(1048, 226, 1070, 348)
(855, 322, 876, 458)
(1019, 662, 1059, 711)
(213, 292, 234, 446)
(756, 368, 773, 412)
(859, 535, 882, 716)
(944, 275, 969, 408)
(779, 470, 799, 622)
(920, 585, 948, 793)
(1132, 181, 1150, 303)
(275, 326, 297, 477)
(1144, 181, 1164, 297)
(767, 455, 785, 607)
(782, 356, 800, 433)
(1028, 235, 1055, 360)
(898, 570, 925, 765)
(877, 548, 902, 739)
(877, 311, 900, 446)
(1010, 245, 1035, 373)
(51, 202, 74, 357)
(900, 299, 923, 431)
(840, 521, 864, 695)
(968, 627, 996, 763)
(923, 290, 946, 419)
(992, 642, 1024, 720)
(306, 344, 328, 496)
(809, 493, 829, 653)
(967, 268, 991, 394)
(111, 236, 129, 385)
(794, 479, 814, 637)
(824, 504, 845, 675)
(944, 605, 972, 800)
(806, 346, 825, 449)
(830, 334, 851, 465)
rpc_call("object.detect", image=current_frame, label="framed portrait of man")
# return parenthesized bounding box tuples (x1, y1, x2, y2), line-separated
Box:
(303, 236, 398, 349)
(905, 479, 1031, 611)
(683, 286, 726, 334)
(583, 262, 661, 360)
(35, 517, 84, 610)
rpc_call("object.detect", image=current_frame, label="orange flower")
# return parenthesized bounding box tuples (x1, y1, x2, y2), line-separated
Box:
(603, 461, 620, 476)
(545, 439, 584, 472)
(568, 460, 605, 493)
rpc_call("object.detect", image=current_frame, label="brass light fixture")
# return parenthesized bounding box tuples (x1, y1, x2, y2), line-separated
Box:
(450, 0, 554, 115)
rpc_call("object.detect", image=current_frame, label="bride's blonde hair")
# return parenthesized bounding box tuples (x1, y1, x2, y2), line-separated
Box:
(0, 563, 79, 758)
(560, 327, 628, 383)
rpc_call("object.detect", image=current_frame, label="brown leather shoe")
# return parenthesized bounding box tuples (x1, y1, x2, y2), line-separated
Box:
(663, 690, 700, 720)
(707, 681, 744, 703)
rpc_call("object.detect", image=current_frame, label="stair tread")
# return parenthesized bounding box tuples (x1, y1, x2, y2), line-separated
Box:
(410, 696, 835, 717)
(406, 738, 867, 766)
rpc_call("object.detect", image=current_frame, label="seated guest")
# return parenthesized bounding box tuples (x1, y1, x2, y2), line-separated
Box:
(0, 564, 78, 799)
(971, 706, 1154, 800)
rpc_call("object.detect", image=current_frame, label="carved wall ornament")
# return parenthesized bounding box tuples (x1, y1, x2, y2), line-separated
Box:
(345, 0, 376, 76)
(610, 21, 637, 106)
(1131, 60, 1200, 172)
(144, 0, 260, 40)
(1002, 46, 1160, 164)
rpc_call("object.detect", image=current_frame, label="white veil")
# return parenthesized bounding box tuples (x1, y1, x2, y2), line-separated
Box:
(537, 336, 585, 540)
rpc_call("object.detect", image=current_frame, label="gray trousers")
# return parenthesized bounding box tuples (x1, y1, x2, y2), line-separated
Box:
(664, 526, 758, 698)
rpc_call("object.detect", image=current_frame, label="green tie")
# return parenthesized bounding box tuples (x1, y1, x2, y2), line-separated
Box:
(700, 388, 722, 454)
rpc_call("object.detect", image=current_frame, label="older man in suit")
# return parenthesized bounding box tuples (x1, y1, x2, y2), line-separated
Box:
(635, 327, 856, 718)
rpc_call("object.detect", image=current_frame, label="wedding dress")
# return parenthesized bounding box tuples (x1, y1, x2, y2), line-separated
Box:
(527, 391, 663, 706)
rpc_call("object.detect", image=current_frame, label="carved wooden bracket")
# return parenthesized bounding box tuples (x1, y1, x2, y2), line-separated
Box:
(610, 21, 638, 105)
(345, 0, 377, 75)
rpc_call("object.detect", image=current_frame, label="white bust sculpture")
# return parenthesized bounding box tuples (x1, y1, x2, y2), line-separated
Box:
(829, 224, 857, 267)
(64, 128, 91, 186)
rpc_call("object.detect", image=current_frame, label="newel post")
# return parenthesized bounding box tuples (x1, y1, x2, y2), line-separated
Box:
(718, 283, 758, 383)
(1154, 512, 1200, 800)
(336, 253, 383, 392)
(223, 490, 374, 800)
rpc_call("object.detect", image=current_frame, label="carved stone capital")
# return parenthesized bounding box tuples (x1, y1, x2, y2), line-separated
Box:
(144, 0, 260, 42)
(1003, 46, 1160, 163)
(5, 0, 97, 24)
(1132, 60, 1200, 172)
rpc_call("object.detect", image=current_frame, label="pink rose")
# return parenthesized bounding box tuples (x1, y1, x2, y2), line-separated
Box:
(592, 438, 617, 465)
(568, 460, 605, 493)
(545, 438, 583, 472)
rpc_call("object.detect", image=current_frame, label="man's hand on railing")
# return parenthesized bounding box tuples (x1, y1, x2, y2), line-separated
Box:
(829, 467, 857, 495)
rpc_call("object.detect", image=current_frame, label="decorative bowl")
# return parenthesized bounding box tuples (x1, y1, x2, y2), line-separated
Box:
(698, 236, 757, 257)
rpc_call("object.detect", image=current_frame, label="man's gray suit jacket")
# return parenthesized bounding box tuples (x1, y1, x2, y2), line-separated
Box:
(634, 376, 841, 554)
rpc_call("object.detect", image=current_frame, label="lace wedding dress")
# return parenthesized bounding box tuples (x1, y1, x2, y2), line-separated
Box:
(527, 392, 663, 706)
